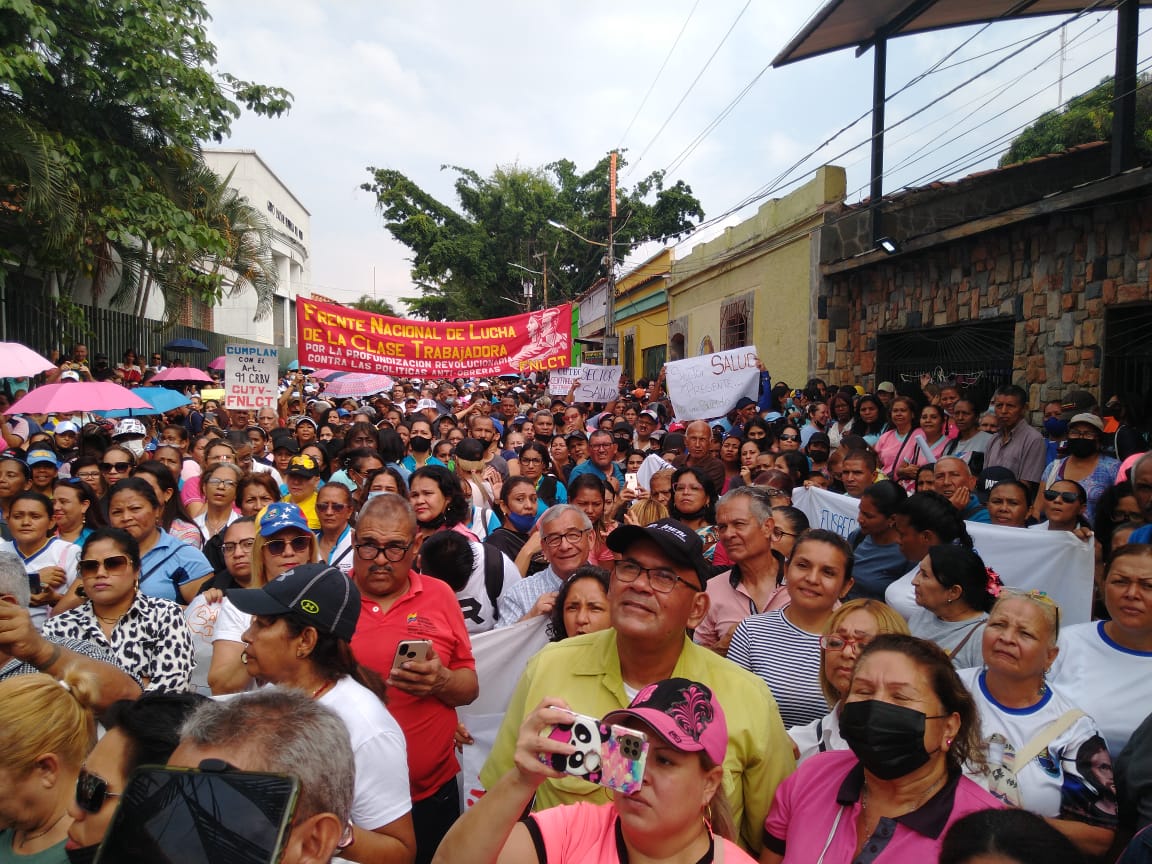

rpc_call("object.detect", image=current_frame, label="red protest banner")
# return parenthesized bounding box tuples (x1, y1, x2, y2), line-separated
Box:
(297, 298, 573, 378)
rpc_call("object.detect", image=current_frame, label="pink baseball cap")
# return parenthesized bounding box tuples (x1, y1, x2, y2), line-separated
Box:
(604, 678, 727, 765)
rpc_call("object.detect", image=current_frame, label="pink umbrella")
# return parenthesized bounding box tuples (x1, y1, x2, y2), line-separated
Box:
(150, 367, 214, 384)
(208, 356, 226, 371)
(0, 342, 58, 378)
(8, 382, 151, 415)
(323, 373, 395, 398)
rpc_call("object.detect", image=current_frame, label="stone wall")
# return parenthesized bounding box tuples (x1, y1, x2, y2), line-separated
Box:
(816, 189, 1152, 408)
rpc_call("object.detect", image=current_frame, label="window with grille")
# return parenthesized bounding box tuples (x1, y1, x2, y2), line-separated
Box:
(720, 293, 753, 350)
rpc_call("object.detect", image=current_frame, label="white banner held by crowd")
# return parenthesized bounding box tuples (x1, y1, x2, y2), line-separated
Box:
(549, 365, 623, 402)
(791, 486, 1095, 624)
(457, 617, 550, 809)
(224, 345, 278, 410)
(665, 347, 759, 421)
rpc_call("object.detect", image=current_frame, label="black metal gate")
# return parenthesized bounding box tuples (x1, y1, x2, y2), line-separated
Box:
(877, 319, 1016, 409)
(1102, 303, 1152, 405)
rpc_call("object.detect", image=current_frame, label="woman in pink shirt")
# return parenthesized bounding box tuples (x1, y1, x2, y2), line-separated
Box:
(435, 678, 757, 864)
(761, 634, 1000, 863)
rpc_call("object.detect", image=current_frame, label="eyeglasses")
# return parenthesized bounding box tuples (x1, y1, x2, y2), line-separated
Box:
(79, 555, 131, 576)
(820, 634, 873, 652)
(1113, 510, 1142, 523)
(673, 484, 704, 494)
(318, 502, 348, 513)
(264, 536, 313, 556)
(779, 434, 800, 442)
(76, 769, 121, 813)
(1067, 430, 1098, 439)
(590, 442, 614, 449)
(101, 461, 131, 472)
(519, 457, 543, 465)
(205, 478, 238, 488)
(76, 472, 101, 482)
(222, 538, 257, 555)
(1043, 489, 1081, 504)
(614, 559, 701, 593)
(541, 529, 590, 549)
(354, 539, 413, 561)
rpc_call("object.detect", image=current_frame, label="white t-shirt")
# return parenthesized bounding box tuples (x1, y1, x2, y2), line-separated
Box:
(1049, 621, 1152, 757)
(212, 597, 252, 645)
(789, 705, 847, 766)
(959, 667, 1117, 824)
(0, 538, 79, 630)
(455, 541, 519, 635)
(318, 676, 412, 829)
(184, 594, 223, 695)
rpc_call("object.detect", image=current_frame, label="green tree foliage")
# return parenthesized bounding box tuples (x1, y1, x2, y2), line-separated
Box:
(1000, 74, 1152, 166)
(348, 294, 398, 317)
(361, 154, 704, 320)
(0, 0, 291, 322)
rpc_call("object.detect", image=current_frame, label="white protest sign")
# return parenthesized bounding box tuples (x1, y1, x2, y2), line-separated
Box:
(224, 345, 279, 411)
(665, 347, 759, 421)
(549, 365, 623, 402)
(548, 367, 582, 395)
(791, 486, 1095, 624)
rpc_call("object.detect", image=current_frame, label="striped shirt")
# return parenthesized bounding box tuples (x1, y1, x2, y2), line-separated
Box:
(727, 609, 828, 728)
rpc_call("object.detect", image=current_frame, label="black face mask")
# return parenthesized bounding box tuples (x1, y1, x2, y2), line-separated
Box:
(839, 699, 946, 780)
(1066, 438, 1098, 459)
(409, 435, 432, 453)
(809, 449, 830, 462)
(1102, 405, 1121, 418)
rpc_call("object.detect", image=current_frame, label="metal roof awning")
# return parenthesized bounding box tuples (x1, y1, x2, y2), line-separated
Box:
(773, 0, 1145, 67)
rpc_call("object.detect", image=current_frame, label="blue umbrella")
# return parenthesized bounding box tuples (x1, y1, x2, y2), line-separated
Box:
(96, 386, 191, 418)
(286, 360, 315, 373)
(162, 337, 209, 353)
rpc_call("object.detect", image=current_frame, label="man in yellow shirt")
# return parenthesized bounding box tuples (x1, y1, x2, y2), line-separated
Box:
(479, 518, 795, 854)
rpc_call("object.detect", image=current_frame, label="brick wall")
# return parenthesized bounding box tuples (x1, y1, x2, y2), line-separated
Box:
(816, 191, 1152, 408)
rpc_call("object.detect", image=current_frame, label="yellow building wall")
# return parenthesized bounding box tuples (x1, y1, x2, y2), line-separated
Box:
(615, 249, 671, 382)
(668, 166, 845, 389)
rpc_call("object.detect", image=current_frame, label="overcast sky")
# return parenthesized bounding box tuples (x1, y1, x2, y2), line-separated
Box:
(203, 2, 1146, 314)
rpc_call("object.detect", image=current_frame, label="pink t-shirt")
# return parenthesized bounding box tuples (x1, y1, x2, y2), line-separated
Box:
(763, 750, 1001, 863)
(693, 567, 789, 649)
(529, 802, 756, 864)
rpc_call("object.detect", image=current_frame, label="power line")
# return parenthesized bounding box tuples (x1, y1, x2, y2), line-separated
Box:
(676, 0, 1111, 246)
(626, 0, 753, 177)
(617, 0, 702, 152)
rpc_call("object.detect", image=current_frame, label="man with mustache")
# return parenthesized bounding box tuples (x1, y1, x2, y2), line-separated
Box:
(349, 494, 478, 864)
(479, 518, 795, 855)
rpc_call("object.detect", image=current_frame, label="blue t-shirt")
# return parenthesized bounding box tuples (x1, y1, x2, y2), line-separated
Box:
(846, 534, 914, 601)
(568, 459, 624, 488)
(139, 529, 213, 602)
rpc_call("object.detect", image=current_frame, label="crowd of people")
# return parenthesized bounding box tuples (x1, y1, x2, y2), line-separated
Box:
(0, 341, 1150, 864)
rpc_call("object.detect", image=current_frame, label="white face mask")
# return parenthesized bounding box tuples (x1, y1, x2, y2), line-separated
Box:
(122, 439, 145, 458)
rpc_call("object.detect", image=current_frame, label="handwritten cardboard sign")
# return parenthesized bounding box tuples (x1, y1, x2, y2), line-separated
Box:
(665, 347, 759, 420)
(224, 345, 278, 410)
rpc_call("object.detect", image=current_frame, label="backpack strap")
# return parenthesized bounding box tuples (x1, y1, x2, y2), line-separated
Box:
(483, 545, 505, 621)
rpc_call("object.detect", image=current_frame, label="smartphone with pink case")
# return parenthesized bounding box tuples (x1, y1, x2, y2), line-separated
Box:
(540, 711, 649, 794)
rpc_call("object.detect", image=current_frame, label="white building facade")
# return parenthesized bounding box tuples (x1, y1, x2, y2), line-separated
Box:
(202, 149, 311, 348)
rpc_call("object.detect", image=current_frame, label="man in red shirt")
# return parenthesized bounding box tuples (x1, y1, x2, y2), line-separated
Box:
(350, 493, 479, 864)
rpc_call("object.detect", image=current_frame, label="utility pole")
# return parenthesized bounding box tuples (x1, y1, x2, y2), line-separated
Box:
(604, 151, 618, 365)
(540, 252, 548, 308)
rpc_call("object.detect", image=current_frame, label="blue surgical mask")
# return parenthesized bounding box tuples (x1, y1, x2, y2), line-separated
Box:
(508, 511, 537, 533)
(366, 490, 387, 502)
(1043, 417, 1068, 438)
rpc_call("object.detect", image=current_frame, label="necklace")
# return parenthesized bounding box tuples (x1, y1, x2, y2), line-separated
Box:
(861, 773, 946, 822)
(310, 680, 334, 700)
(95, 611, 125, 626)
(18, 810, 68, 847)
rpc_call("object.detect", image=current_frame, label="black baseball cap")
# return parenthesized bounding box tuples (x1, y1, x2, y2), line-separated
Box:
(228, 563, 361, 641)
(606, 518, 712, 591)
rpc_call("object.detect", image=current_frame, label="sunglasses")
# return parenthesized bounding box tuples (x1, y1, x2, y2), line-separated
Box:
(101, 461, 132, 472)
(1043, 489, 1081, 504)
(265, 535, 312, 556)
(76, 768, 121, 813)
(779, 434, 800, 442)
(317, 502, 348, 513)
(79, 555, 131, 576)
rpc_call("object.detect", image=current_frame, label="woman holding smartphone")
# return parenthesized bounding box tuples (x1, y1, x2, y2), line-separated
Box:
(434, 678, 756, 864)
